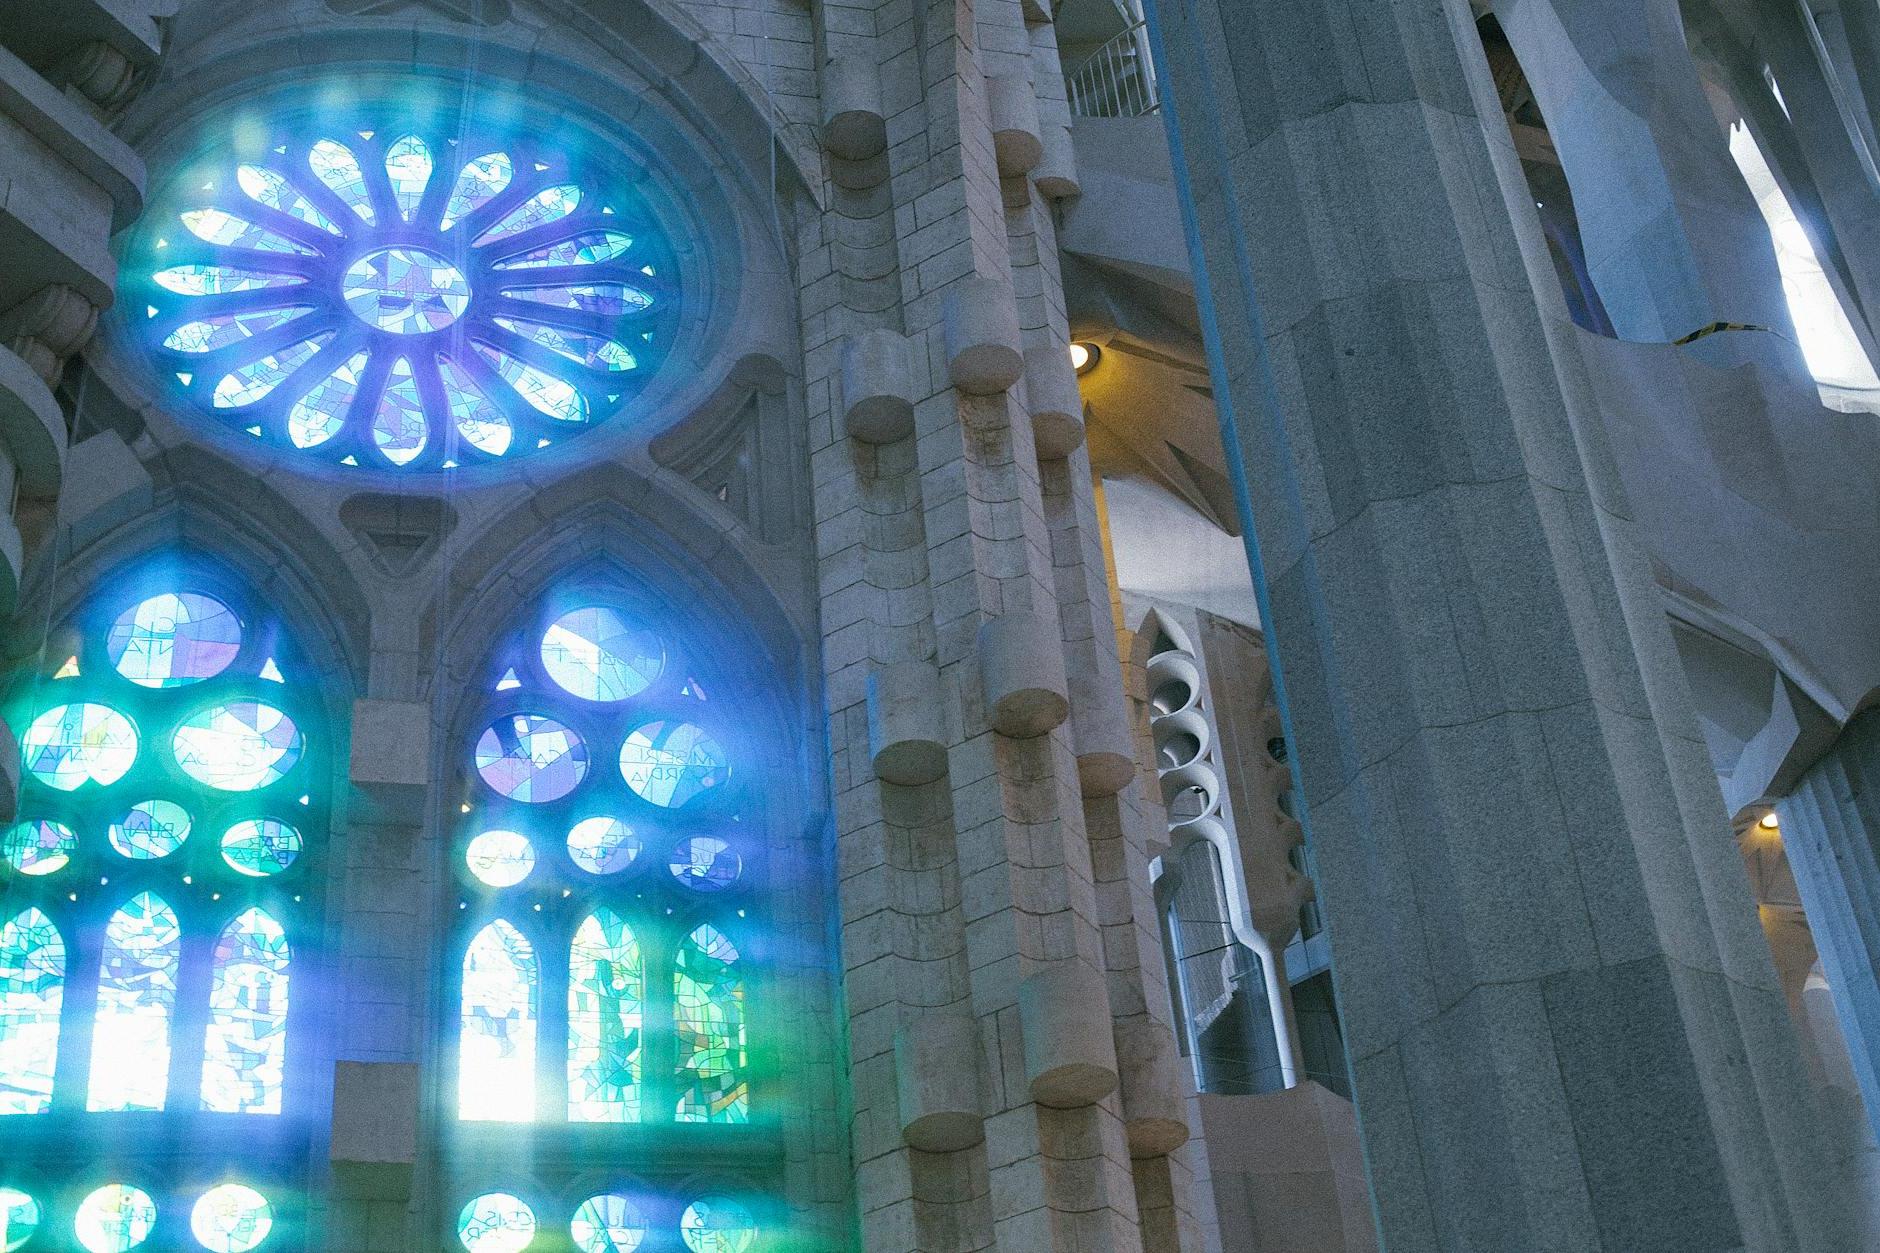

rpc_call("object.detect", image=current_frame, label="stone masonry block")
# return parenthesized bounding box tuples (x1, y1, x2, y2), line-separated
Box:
(1020, 959, 1119, 1107)
(821, 53, 888, 161)
(987, 74, 1045, 176)
(842, 328, 917, 443)
(944, 277, 1025, 395)
(1024, 341, 1085, 459)
(867, 659, 950, 785)
(330, 1060, 418, 1200)
(896, 1008, 986, 1151)
(977, 610, 1070, 737)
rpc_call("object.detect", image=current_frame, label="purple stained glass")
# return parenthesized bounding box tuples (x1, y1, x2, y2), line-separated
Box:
(474, 714, 588, 803)
(107, 592, 243, 687)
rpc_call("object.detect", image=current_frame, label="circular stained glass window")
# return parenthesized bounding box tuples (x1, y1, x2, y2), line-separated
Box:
(220, 819, 304, 876)
(669, 835, 740, 892)
(22, 703, 138, 791)
(107, 592, 242, 687)
(571, 1194, 645, 1253)
(2, 819, 76, 875)
(475, 714, 588, 803)
(190, 1184, 272, 1253)
(566, 816, 640, 875)
(108, 800, 192, 860)
(172, 701, 303, 791)
(457, 1192, 536, 1253)
(541, 608, 663, 702)
(74, 1184, 158, 1253)
(0, 1187, 39, 1252)
(466, 830, 535, 887)
(619, 721, 728, 808)
(680, 1197, 756, 1253)
(140, 119, 679, 472)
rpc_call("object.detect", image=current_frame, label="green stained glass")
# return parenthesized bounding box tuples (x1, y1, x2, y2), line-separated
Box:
(458, 1193, 535, 1253)
(566, 816, 640, 876)
(0, 1187, 39, 1251)
(569, 908, 643, 1122)
(181, 208, 315, 255)
(155, 265, 305, 296)
(475, 344, 588, 423)
(474, 714, 587, 804)
(309, 139, 375, 223)
(237, 163, 342, 234)
(439, 355, 513, 456)
(74, 1184, 157, 1253)
(619, 721, 729, 809)
(1, 819, 75, 876)
(172, 701, 302, 791)
(108, 800, 192, 860)
(674, 923, 747, 1124)
(497, 319, 637, 373)
(441, 152, 512, 230)
(500, 283, 652, 317)
(372, 357, 428, 464)
(680, 1197, 756, 1253)
(287, 351, 368, 448)
(201, 908, 290, 1114)
(476, 184, 580, 244)
(88, 893, 180, 1112)
(211, 334, 329, 408)
(107, 591, 243, 687)
(163, 307, 312, 355)
(385, 135, 434, 221)
(460, 920, 536, 1122)
(466, 830, 535, 887)
(494, 230, 633, 269)
(22, 702, 138, 791)
(541, 607, 663, 701)
(190, 1184, 272, 1252)
(570, 1195, 644, 1253)
(0, 908, 64, 1115)
(220, 818, 303, 877)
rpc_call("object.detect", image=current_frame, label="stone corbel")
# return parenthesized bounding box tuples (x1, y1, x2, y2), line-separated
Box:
(0, 286, 101, 386)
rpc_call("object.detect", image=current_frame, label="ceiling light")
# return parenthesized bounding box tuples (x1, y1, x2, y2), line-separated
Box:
(1070, 342, 1100, 374)
(1759, 812, 1780, 830)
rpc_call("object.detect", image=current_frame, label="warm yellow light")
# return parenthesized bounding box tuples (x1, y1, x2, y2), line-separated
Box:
(1760, 812, 1780, 830)
(1070, 342, 1100, 374)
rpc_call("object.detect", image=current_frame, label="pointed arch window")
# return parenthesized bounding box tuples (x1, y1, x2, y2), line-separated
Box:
(0, 907, 64, 1115)
(88, 892, 182, 1111)
(460, 920, 538, 1122)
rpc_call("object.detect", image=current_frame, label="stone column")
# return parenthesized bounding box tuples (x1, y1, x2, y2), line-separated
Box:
(1146, 0, 1853, 1247)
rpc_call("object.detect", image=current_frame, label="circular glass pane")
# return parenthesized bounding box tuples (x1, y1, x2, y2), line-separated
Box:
(475, 714, 587, 803)
(0, 1187, 39, 1252)
(343, 247, 470, 334)
(2, 819, 76, 875)
(457, 1192, 535, 1253)
(107, 592, 242, 687)
(74, 1184, 158, 1253)
(680, 1197, 756, 1253)
(22, 703, 137, 791)
(220, 819, 304, 877)
(571, 1194, 645, 1253)
(540, 608, 664, 702)
(619, 721, 728, 808)
(466, 830, 535, 887)
(108, 800, 192, 860)
(190, 1184, 272, 1253)
(566, 816, 640, 875)
(172, 701, 302, 791)
(669, 836, 741, 892)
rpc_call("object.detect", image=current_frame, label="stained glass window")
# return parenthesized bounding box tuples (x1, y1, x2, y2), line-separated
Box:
(569, 909, 643, 1122)
(201, 909, 290, 1113)
(466, 830, 536, 887)
(460, 920, 537, 1121)
(566, 816, 640, 876)
(0, 1188, 39, 1251)
(681, 1198, 758, 1253)
(138, 119, 681, 470)
(675, 925, 747, 1124)
(190, 1184, 273, 1252)
(541, 607, 663, 702)
(88, 893, 181, 1111)
(220, 818, 303, 876)
(458, 1193, 536, 1253)
(74, 1184, 157, 1253)
(108, 799, 191, 859)
(107, 592, 242, 686)
(22, 702, 138, 790)
(0, 908, 63, 1114)
(2, 819, 76, 875)
(668, 836, 740, 892)
(570, 1194, 645, 1252)
(171, 701, 303, 791)
(475, 714, 587, 802)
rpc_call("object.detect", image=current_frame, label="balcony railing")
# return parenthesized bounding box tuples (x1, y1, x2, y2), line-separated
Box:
(1067, 20, 1160, 119)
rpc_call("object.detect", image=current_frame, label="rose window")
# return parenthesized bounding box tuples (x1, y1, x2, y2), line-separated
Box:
(136, 126, 678, 470)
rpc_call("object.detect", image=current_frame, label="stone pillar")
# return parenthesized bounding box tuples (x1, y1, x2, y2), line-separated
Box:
(1147, 0, 1853, 1246)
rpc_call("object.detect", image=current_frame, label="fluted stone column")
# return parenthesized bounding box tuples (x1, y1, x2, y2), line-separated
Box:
(1147, 0, 1854, 1247)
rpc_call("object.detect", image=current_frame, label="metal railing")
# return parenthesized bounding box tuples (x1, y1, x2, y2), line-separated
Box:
(1067, 20, 1160, 119)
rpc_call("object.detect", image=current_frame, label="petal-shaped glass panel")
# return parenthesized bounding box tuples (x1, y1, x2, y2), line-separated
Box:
(438, 355, 513, 456)
(465, 830, 534, 887)
(495, 319, 636, 372)
(680, 1197, 757, 1253)
(181, 208, 316, 255)
(190, 1185, 273, 1253)
(74, 1185, 158, 1253)
(459, 922, 536, 1122)
(237, 164, 343, 234)
(201, 908, 290, 1114)
(343, 248, 469, 335)
(385, 135, 434, 221)
(571, 1195, 645, 1253)
(500, 283, 652, 317)
(494, 230, 633, 269)
(476, 344, 587, 423)
(668, 835, 740, 893)
(674, 924, 747, 1124)
(474, 714, 587, 803)
(163, 307, 313, 355)
(441, 152, 513, 231)
(1, 819, 76, 876)
(107, 591, 242, 687)
(220, 818, 304, 877)
(569, 908, 643, 1122)
(372, 357, 428, 465)
(458, 1193, 536, 1253)
(0, 1188, 39, 1251)
(211, 334, 329, 409)
(157, 265, 306, 296)
(541, 607, 663, 701)
(475, 184, 580, 245)
(172, 701, 303, 791)
(287, 351, 368, 449)
(309, 139, 376, 224)
(22, 703, 137, 791)
(88, 893, 180, 1111)
(108, 800, 192, 860)
(619, 721, 729, 809)
(0, 908, 63, 1115)
(566, 816, 640, 876)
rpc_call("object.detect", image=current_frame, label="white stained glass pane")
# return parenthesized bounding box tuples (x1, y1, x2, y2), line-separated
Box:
(466, 830, 535, 887)
(373, 357, 429, 465)
(500, 283, 652, 317)
(237, 164, 342, 235)
(568, 908, 642, 1123)
(680, 1197, 757, 1253)
(74, 1184, 158, 1253)
(541, 607, 663, 701)
(495, 319, 637, 372)
(156, 265, 305, 296)
(190, 1184, 273, 1253)
(108, 800, 192, 860)
(385, 135, 434, 221)
(476, 344, 588, 423)
(439, 355, 513, 457)
(0, 908, 64, 1115)
(163, 308, 312, 355)
(566, 816, 640, 876)
(221, 819, 304, 877)
(172, 701, 303, 791)
(201, 909, 290, 1114)
(494, 230, 633, 269)
(107, 591, 243, 687)
(309, 139, 376, 224)
(571, 1194, 645, 1253)
(441, 152, 513, 231)
(343, 248, 470, 335)
(87, 894, 180, 1112)
(458, 1193, 536, 1253)
(212, 335, 328, 409)
(288, 351, 368, 449)
(1, 819, 76, 876)
(0, 1187, 40, 1251)
(459, 921, 536, 1121)
(181, 208, 315, 255)
(619, 721, 729, 808)
(476, 184, 580, 244)
(22, 703, 138, 791)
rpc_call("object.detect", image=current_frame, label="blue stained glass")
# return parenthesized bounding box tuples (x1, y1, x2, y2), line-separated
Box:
(680, 1197, 757, 1253)
(74, 1184, 157, 1253)
(474, 714, 588, 803)
(221, 818, 303, 876)
(674, 924, 747, 1124)
(156, 265, 305, 296)
(201, 908, 290, 1114)
(172, 701, 303, 791)
(108, 800, 192, 860)
(385, 135, 434, 221)
(439, 355, 513, 456)
(22, 702, 137, 791)
(566, 816, 641, 875)
(0, 1187, 39, 1251)
(309, 139, 375, 223)
(1, 819, 76, 876)
(287, 351, 368, 448)
(496, 319, 637, 372)
(181, 208, 315, 255)
(441, 152, 513, 230)
(619, 721, 729, 808)
(0, 908, 64, 1115)
(569, 908, 643, 1122)
(88, 893, 180, 1112)
(476, 344, 587, 423)
(344, 248, 469, 335)
(163, 307, 312, 354)
(571, 1194, 645, 1253)
(107, 591, 242, 687)
(211, 334, 329, 408)
(457, 1193, 535, 1253)
(494, 230, 633, 269)
(459, 921, 536, 1122)
(669, 835, 740, 892)
(237, 163, 342, 234)
(373, 357, 428, 464)
(541, 607, 663, 700)
(190, 1184, 272, 1252)
(501, 283, 652, 317)
(476, 184, 580, 244)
